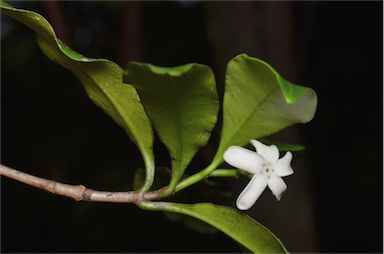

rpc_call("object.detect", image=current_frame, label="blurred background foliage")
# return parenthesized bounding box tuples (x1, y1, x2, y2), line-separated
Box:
(1, 1, 382, 252)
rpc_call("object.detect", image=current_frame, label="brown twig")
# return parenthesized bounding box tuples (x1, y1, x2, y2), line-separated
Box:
(0, 164, 165, 203)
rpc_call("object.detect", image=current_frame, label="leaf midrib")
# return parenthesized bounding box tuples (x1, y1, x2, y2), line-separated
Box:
(68, 57, 150, 152)
(220, 85, 279, 151)
(169, 75, 184, 173)
(29, 9, 140, 145)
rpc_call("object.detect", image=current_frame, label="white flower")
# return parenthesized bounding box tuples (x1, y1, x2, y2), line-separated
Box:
(223, 139, 294, 210)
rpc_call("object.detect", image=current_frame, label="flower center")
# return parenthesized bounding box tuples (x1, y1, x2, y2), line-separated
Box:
(262, 163, 273, 176)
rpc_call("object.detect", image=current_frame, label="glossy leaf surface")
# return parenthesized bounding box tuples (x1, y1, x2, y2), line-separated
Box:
(0, 2, 155, 191)
(140, 201, 287, 253)
(212, 54, 317, 166)
(124, 62, 219, 193)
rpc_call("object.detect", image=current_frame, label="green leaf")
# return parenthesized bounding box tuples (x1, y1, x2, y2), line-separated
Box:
(212, 54, 317, 166)
(259, 139, 306, 152)
(164, 212, 218, 234)
(124, 62, 219, 194)
(0, 2, 155, 191)
(140, 202, 288, 253)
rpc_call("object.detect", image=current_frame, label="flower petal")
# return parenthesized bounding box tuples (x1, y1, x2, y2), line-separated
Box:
(250, 139, 279, 163)
(223, 146, 265, 174)
(267, 175, 287, 200)
(236, 175, 268, 210)
(273, 151, 294, 177)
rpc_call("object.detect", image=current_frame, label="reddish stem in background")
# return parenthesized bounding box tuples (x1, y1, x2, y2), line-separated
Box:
(43, 1, 70, 45)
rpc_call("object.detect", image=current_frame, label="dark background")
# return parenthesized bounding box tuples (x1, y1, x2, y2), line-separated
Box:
(1, 1, 382, 253)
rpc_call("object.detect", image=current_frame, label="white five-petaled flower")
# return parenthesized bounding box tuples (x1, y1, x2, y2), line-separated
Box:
(223, 139, 294, 210)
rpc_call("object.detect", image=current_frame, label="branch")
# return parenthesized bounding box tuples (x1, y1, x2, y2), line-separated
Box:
(0, 164, 164, 203)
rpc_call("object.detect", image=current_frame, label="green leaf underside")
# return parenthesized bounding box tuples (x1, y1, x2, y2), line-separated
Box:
(124, 62, 219, 193)
(259, 139, 306, 152)
(140, 202, 288, 253)
(0, 2, 155, 191)
(212, 54, 317, 166)
(164, 212, 218, 234)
